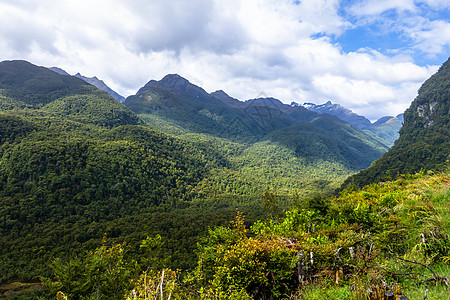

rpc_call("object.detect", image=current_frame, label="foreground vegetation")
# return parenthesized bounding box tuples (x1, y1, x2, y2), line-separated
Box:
(17, 168, 446, 299)
(1, 59, 449, 299)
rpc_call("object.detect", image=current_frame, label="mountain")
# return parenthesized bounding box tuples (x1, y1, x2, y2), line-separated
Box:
(48, 66, 70, 76)
(367, 115, 403, 146)
(0, 60, 139, 127)
(0, 60, 391, 285)
(137, 73, 208, 98)
(48, 66, 126, 102)
(125, 74, 389, 169)
(299, 100, 403, 146)
(210, 90, 244, 107)
(301, 100, 372, 129)
(74, 73, 126, 102)
(342, 57, 450, 188)
(0, 60, 238, 283)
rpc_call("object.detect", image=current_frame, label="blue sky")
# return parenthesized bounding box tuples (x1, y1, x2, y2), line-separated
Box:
(0, 0, 449, 120)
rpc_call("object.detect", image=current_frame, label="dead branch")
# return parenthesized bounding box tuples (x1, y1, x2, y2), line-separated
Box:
(391, 254, 438, 278)
(391, 253, 450, 287)
(421, 288, 428, 300)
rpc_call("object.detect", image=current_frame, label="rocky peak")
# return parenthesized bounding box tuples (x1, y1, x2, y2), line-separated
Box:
(49, 67, 70, 76)
(301, 101, 372, 129)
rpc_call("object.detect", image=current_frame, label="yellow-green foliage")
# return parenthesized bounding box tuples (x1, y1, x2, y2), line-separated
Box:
(126, 269, 177, 300)
(194, 170, 450, 299)
(42, 170, 449, 299)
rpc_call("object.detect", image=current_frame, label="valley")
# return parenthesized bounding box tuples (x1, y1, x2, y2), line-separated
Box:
(0, 58, 448, 299)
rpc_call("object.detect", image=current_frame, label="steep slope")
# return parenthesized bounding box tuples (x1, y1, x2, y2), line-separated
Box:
(49, 66, 126, 102)
(0, 61, 234, 283)
(124, 75, 299, 140)
(265, 115, 389, 170)
(367, 115, 403, 146)
(342, 57, 450, 188)
(75, 73, 126, 102)
(0, 60, 138, 127)
(125, 74, 388, 169)
(0, 60, 90, 106)
(299, 101, 402, 146)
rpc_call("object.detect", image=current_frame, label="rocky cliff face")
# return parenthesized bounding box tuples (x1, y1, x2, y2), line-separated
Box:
(341, 57, 450, 189)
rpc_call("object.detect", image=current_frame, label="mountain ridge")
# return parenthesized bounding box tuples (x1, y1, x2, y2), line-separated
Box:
(298, 100, 403, 146)
(342, 57, 450, 188)
(125, 73, 389, 170)
(48, 66, 126, 102)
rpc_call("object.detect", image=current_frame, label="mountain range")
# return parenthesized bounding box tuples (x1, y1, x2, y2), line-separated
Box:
(0, 60, 389, 283)
(298, 101, 403, 146)
(124, 74, 389, 170)
(0, 57, 448, 289)
(49, 66, 125, 102)
(50, 66, 401, 147)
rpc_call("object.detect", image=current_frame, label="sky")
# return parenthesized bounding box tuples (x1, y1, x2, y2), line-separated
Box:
(0, 0, 449, 120)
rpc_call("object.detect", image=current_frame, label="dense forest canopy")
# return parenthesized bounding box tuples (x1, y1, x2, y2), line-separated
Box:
(0, 59, 449, 299)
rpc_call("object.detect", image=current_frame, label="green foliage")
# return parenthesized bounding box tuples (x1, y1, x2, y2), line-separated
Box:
(126, 268, 178, 300)
(344, 57, 450, 189)
(196, 212, 299, 299)
(263, 187, 282, 220)
(43, 239, 133, 300)
(139, 235, 170, 271)
(194, 170, 450, 299)
(2, 59, 449, 300)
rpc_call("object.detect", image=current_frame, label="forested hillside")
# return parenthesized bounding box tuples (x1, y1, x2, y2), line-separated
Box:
(125, 75, 389, 169)
(0, 61, 242, 283)
(1, 58, 448, 299)
(0, 60, 384, 285)
(343, 57, 450, 189)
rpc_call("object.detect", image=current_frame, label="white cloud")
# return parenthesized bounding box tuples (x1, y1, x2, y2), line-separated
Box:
(405, 19, 450, 55)
(418, 0, 450, 9)
(0, 0, 446, 121)
(348, 0, 416, 16)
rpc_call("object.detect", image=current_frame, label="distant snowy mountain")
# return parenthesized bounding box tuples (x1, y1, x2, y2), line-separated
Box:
(298, 101, 372, 129)
(297, 101, 403, 146)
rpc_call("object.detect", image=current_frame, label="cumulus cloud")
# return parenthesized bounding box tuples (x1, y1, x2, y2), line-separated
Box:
(0, 0, 447, 120)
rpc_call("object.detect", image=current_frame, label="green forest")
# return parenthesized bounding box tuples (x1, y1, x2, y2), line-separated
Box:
(0, 59, 449, 299)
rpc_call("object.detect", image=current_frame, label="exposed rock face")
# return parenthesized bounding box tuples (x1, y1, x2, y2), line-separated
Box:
(341, 57, 450, 188)
(416, 101, 438, 128)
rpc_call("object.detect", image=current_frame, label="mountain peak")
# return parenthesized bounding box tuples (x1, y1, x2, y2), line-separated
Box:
(74, 72, 125, 102)
(302, 101, 372, 129)
(137, 74, 209, 98)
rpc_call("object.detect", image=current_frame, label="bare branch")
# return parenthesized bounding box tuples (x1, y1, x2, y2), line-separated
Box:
(391, 254, 439, 278)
